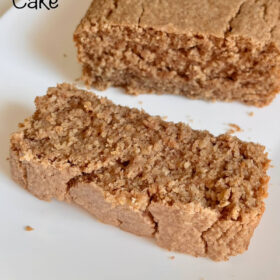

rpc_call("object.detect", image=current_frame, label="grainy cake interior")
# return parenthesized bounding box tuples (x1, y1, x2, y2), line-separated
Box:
(10, 84, 270, 260)
(74, 0, 280, 106)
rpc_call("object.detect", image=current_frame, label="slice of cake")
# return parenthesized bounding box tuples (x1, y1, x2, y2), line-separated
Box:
(10, 84, 270, 261)
(74, 0, 280, 106)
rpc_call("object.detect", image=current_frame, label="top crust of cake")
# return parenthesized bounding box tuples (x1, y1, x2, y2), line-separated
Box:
(81, 0, 280, 47)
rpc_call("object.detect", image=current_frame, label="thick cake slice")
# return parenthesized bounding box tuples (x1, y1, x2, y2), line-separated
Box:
(10, 84, 270, 261)
(74, 0, 280, 106)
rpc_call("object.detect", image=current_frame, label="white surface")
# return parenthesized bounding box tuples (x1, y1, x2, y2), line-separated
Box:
(0, 1, 280, 279)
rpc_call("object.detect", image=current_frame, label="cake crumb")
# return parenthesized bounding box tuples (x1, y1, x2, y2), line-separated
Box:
(161, 116, 168, 120)
(169, 256, 175, 260)
(24, 226, 34, 231)
(6, 157, 9, 161)
(186, 115, 194, 123)
(138, 101, 143, 105)
(63, 53, 67, 58)
(247, 112, 254, 117)
(227, 123, 243, 134)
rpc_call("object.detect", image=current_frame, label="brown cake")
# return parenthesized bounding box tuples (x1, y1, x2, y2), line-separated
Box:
(74, 0, 280, 107)
(10, 84, 270, 261)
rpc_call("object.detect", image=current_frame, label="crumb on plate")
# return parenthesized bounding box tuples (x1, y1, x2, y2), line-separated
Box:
(186, 115, 194, 123)
(24, 226, 34, 231)
(227, 123, 243, 134)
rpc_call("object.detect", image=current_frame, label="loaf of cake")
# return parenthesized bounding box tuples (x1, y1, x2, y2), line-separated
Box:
(10, 84, 270, 261)
(74, 0, 280, 106)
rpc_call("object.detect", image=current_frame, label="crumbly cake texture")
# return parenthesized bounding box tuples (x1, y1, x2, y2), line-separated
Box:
(74, 0, 280, 107)
(10, 84, 270, 261)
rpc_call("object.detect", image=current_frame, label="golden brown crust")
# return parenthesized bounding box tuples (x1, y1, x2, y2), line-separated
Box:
(202, 204, 264, 261)
(74, 0, 280, 106)
(10, 149, 79, 201)
(9, 84, 270, 260)
(68, 181, 155, 237)
(84, 0, 280, 42)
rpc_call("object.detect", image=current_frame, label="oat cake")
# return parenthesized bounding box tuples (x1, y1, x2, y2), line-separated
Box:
(74, 0, 280, 106)
(10, 84, 270, 261)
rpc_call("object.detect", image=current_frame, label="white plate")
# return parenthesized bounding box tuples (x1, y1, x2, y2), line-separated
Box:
(0, 1, 280, 279)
